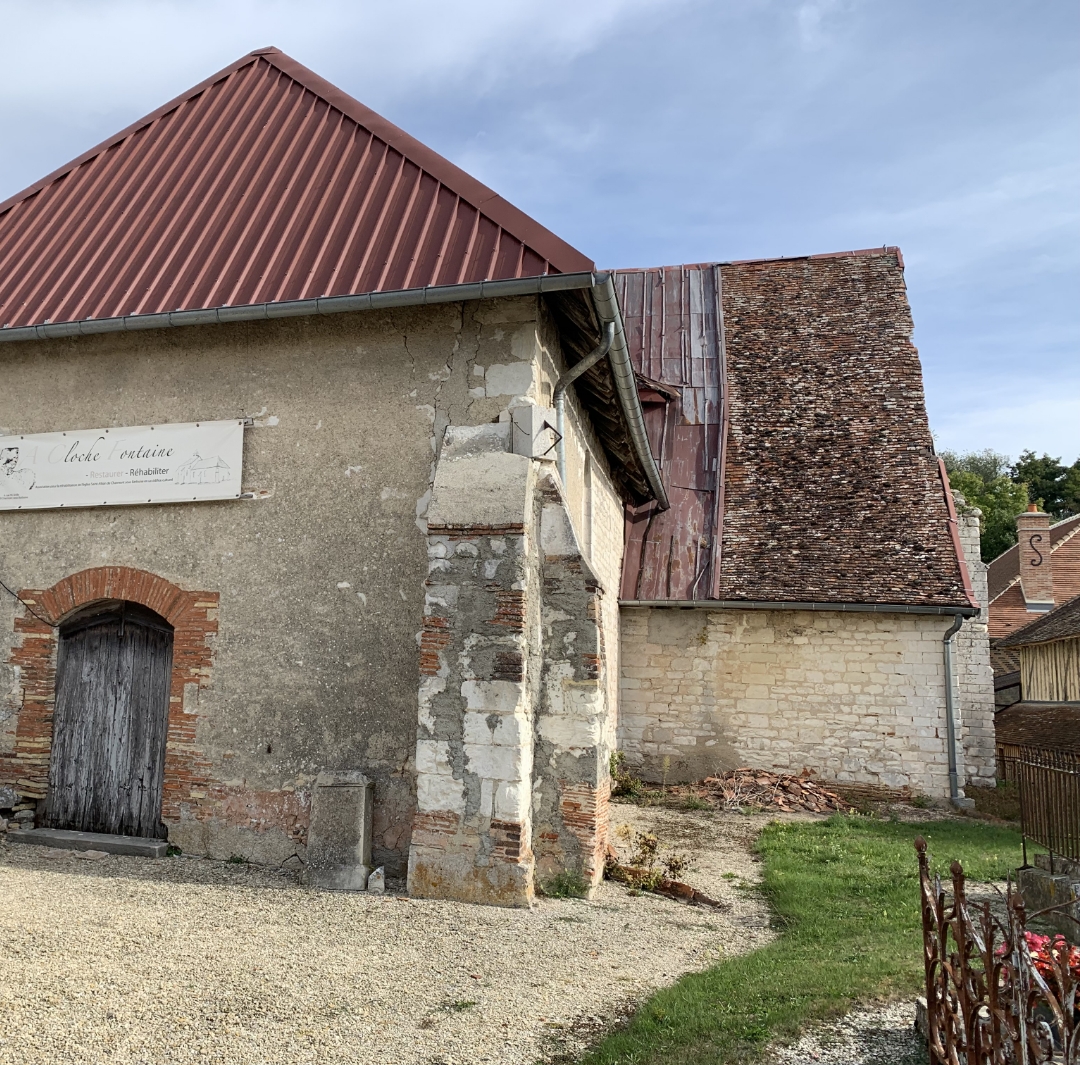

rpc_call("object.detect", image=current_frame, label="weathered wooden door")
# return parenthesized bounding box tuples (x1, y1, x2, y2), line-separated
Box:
(45, 600, 173, 838)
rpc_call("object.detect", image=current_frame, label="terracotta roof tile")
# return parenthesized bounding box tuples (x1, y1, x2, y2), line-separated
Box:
(620, 250, 972, 607)
(995, 703, 1080, 754)
(987, 513, 1080, 602)
(998, 592, 1080, 647)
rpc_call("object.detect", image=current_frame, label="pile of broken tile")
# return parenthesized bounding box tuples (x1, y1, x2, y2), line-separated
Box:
(691, 769, 853, 814)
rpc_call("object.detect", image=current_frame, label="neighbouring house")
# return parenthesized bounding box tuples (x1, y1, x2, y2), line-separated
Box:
(0, 47, 994, 907)
(987, 508, 1080, 708)
(993, 593, 1080, 934)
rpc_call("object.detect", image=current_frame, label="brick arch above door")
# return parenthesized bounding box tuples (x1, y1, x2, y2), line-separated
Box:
(2, 566, 218, 822)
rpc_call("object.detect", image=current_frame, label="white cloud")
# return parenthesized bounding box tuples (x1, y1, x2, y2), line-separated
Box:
(931, 390, 1080, 463)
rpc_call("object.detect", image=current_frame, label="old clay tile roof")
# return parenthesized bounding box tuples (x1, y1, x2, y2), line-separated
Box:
(620, 249, 974, 608)
(995, 703, 1080, 755)
(987, 514, 1080, 639)
(0, 47, 592, 330)
(998, 592, 1080, 648)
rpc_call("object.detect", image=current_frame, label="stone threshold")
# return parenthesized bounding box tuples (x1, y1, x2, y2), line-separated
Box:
(6, 827, 168, 858)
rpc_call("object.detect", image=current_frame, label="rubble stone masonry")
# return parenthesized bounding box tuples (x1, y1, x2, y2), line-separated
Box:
(953, 499, 996, 785)
(408, 420, 616, 905)
(619, 606, 964, 798)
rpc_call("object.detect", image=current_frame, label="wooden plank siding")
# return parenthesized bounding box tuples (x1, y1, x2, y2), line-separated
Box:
(1020, 637, 1080, 703)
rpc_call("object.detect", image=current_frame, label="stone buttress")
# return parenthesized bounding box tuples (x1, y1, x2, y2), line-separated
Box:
(407, 424, 612, 905)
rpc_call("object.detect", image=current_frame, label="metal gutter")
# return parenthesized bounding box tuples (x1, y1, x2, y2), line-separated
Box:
(0, 272, 600, 344)
(619, 599, 978, 616)
(941, 613, 969, 805)
(553, 321, 614, 488)
(590, 274, 670, 511)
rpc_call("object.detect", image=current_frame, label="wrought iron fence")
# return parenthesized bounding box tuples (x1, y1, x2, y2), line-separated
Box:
(999, 745, 1080, 868)
(916, 837, 1079, 1064)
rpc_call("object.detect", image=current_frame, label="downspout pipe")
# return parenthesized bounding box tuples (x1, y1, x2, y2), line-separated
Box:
(942, 613, 965, 805)
(553, 321, 614, 489)
(590, 274, 670, 511)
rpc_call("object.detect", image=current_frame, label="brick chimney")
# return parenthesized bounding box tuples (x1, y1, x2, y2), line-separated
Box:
(1016, 504, 1054, 611)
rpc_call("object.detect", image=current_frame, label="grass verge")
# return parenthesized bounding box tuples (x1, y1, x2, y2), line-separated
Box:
(579, 815, 1024, 1064)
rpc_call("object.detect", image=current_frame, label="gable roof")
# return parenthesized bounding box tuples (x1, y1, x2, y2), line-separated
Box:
(998, 591, 1080, 648)
(0, 47, 592, 332)
(987, 512, 1080, 602)
(619, 249, 975, 609)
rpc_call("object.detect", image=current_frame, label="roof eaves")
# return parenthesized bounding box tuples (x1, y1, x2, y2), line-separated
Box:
(618, 599, 978, 616)
(0, 271, 599, 344)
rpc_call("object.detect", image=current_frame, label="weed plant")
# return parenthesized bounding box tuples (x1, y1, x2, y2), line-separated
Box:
(540, 871, 591, 899)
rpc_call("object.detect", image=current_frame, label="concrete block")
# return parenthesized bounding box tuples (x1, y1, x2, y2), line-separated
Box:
(304, 770, 374, 891)
(6, 827, 167, 858)
(1018, 865, 1080, 939)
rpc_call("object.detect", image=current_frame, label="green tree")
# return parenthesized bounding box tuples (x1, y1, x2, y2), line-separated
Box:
(940, 449, 1029, 562)
(1011, 450, 1080, 519)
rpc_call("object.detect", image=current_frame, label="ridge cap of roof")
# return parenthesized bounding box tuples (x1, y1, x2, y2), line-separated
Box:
(726, 246, 903, 267)
(258, 49, 592, 275)
(0, 47, 593, 275)
(609, 249, 903, 277)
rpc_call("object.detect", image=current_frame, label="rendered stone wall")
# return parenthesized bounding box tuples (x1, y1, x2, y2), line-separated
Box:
(953, 498, 997, 785)
(0, 295, 619, 875)
(619, 607, 959, 798)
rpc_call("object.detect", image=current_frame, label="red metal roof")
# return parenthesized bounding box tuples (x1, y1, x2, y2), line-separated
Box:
(0, 48, 592, 330)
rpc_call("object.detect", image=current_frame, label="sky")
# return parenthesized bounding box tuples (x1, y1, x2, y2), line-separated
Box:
(1, 0, 1077, 463)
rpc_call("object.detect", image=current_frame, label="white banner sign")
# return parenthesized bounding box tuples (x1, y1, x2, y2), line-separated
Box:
(0, 420, 245, 511)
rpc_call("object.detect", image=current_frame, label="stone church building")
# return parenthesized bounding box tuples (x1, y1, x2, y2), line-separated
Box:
(0, 48, 993, 906)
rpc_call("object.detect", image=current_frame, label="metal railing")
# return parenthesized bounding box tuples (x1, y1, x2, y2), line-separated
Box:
(916, 839, 1079, 1063)
(999, 745, 1080, 869)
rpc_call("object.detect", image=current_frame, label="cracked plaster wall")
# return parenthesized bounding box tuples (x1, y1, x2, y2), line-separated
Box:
(1, 294, 628, 882)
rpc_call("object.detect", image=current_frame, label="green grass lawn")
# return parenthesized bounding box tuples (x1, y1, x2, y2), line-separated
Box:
(579, 815, 1024, 1065)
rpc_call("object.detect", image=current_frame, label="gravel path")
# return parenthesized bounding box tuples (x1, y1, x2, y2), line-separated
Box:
(767, 1000, 928, 1065)
(0, 807, 773, 1065)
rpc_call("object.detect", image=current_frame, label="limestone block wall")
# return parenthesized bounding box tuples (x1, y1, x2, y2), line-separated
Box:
(619, 607, 959, 797)
(953, 499, 997, 785)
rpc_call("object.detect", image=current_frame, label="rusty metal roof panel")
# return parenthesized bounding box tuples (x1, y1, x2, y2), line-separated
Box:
(0, 48, 592, 331)
(618, 265, 725, 600)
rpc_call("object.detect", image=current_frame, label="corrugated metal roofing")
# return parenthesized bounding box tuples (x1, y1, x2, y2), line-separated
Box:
(0, 47, 592, 331)
(619, 250, 975, 609)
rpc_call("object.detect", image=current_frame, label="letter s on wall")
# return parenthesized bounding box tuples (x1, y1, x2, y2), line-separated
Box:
(1029, 533, 1044, 566)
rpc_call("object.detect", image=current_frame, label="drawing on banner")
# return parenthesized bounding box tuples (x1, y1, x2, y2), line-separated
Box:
(175, 453, 231, 485)
(1, 447, 36, 493)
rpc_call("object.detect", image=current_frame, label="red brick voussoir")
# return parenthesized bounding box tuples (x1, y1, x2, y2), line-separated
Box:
(1, 566, 218, 823)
